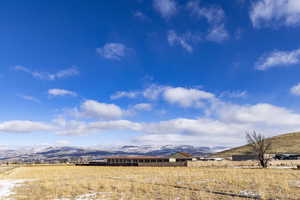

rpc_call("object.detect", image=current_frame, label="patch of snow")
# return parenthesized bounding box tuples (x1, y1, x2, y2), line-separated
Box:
(289, 180, 300, 188)
(54, 192, 112, 200)
(0, 179, 28, 200)
(239, 190, 261, 198)
(270, 166, 296, 169)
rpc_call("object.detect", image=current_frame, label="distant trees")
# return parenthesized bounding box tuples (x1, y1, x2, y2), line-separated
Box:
(246, 131, 272, 168)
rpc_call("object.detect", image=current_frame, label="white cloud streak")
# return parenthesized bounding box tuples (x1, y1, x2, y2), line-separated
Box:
(14, 66, 79, 80)
(48, 89, 77, 97)
(110, 91, 138, 100)
(167, 30, 194, 52)
(18, 95, 40, 103)
(187, 0, 229, 42)
(220, 91, 248, 98)
(187, 0, 225, 24)
(110, 84, 167, 100)
(0, 120, 54, 133)
(96, 43, 131, 60)
(256, 49, 300, 70)
(56, 119, 142, 136)
(206, 24, 229, 43)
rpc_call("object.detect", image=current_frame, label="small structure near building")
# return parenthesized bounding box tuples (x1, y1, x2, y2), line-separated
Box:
(232, 154, 275, 161)
(232, 154, 257, 161)
(274, 154, 300, 160)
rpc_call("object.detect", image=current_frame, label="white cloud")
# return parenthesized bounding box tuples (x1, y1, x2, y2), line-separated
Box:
(187, 0, 225, 25)
(250, 0, 300, 28)
(167, 30, 194, 52)
(18, 95, 40, 103)
(74, 100, 124, 120)
(57, 119, 142, 136)
(133, 103, 153, 111)
(134, 133, 243, 146)
(206, 24, 229, 43)
(0, 120, 54, 133)
(137, 118, 249, 146)
(133, 101, 300, 145)
(163, 87, 215, 107)
(144, 118, 247, 136)
(220, 90, 248, 98)
(5, 87, 300, 146)
(6, 84, 299, 146)
(153, 0, 177, 19)
(216, 103, 300, 127)
(187, 0, 228, 42)
(48, 89, 77, 97)
(143, 84, 166, 100)
(110, 85, 215, 107)
(255, 49, 300, 70)
(14, 66, 79, 80)
(96, 43, 131, 60)
(110, 91, 138, 100)
(133, 11, 150, 21)
(290, 83, 300, 96)
(109, 84, 166, 100)
(55, 99, 300, 144)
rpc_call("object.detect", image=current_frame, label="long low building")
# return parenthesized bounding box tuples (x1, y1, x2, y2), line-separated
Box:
(105, 156, 169, 166)
(80, 152, 193, 167)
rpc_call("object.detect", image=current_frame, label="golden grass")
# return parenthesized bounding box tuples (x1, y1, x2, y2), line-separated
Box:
(187, 160, 300, 168)
(0, 165, 299, 200)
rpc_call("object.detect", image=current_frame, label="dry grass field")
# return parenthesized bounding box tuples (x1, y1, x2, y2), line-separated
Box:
(0, 165, 299, 200)
(188, 160, 300, 168)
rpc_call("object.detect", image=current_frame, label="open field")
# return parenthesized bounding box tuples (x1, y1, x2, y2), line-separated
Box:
(0, 165, 299, 200)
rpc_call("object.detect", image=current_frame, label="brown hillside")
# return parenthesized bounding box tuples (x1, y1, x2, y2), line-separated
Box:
(214, 131, 300, 158)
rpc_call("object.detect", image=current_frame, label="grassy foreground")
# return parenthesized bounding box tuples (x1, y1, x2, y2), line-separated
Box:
(0, 165, 299, 200)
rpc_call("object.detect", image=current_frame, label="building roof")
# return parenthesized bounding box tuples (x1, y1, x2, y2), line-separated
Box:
(103, 152, 193, 160)
(103, 156, 169, 160)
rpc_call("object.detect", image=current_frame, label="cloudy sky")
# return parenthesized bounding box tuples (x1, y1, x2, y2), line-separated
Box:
(1, 0, 300, 147)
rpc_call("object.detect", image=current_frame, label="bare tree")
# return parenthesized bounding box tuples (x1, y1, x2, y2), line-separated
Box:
(246, 131, 272, 168)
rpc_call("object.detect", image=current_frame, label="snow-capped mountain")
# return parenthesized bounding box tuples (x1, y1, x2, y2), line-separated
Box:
(0, 145, 229, 162)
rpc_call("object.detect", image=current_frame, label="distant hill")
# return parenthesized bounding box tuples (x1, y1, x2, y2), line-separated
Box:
(213, 131, 300, 158)
(0, 145, 228, 162)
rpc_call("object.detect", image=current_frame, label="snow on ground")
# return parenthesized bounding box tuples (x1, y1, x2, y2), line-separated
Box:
(0, 179, 27, 200)
(54, 192, 113, 200)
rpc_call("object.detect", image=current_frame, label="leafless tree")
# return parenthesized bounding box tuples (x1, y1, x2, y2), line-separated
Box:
(246, 131, 272, 168)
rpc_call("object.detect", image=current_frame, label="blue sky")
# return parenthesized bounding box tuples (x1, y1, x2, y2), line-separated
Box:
(1, 0, 300, 148)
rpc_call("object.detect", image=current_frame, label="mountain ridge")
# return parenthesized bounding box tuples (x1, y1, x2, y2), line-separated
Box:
(0, 145, 229, 162)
